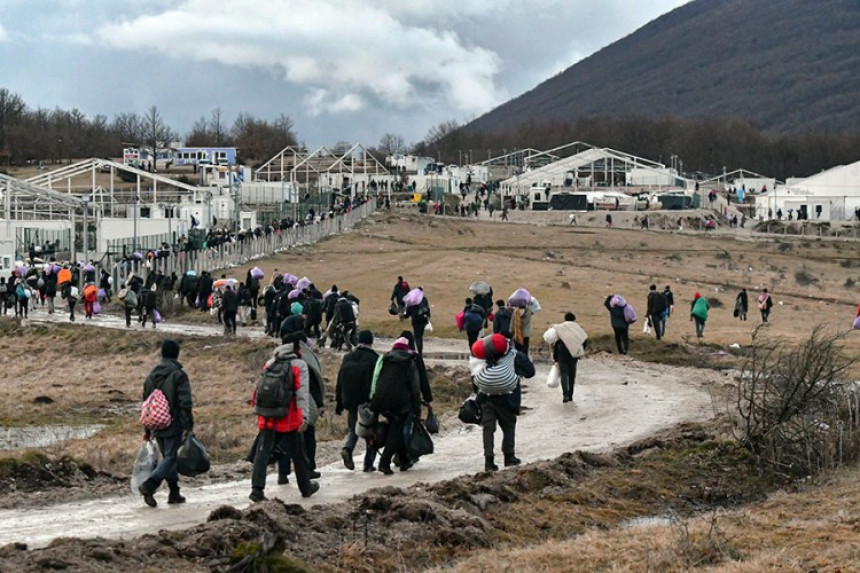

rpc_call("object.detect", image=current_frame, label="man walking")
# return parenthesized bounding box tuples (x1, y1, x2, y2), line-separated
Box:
(646, 284, 668, 340)
(544, 313, 588, 403)
(138, 340, 194, 507)
(249, 332, 319, 501)
(335, 330, 379, 471)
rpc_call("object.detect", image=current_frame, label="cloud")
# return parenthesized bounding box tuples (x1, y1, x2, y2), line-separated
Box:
(94, 0, 505, 117)
(0, 22, 7, 42)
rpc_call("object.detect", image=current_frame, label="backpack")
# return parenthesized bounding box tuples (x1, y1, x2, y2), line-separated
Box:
(140, 388, 173, 430)
(254, 358, 294, 418)
(125, 289, 138, 308)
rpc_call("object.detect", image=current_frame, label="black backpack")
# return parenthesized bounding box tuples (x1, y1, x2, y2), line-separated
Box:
(254, 358, 294, 418)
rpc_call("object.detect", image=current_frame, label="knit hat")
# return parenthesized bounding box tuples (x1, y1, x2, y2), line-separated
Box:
(392, 337, 410, 351)
(357, 330, 374, 346)
(471, 333, 508, 360)
(161, 339, 181, 360)
(291, 301, 304, 315)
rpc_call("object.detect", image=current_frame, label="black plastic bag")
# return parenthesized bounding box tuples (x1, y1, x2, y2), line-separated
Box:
(425, 405, 439, 434)
(177, 433, 211, 477)
(356, 402, 378, 439)
(458, 394, 482, 425)
(407, 419, 434, 459)
(388, 302, 399, 315)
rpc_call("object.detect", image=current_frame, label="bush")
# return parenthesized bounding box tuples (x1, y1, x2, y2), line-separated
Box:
(732, 326, 860, 479)
(794, 269, 818, 286)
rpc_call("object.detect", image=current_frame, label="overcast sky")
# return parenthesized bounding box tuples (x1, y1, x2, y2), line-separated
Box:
(0, 0, 688, 148)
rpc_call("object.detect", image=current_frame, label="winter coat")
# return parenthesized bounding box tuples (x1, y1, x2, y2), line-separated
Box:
(298, 341, 326, 426)
(221, 289, 238, 312)
(335, 345, 379, 411)
(604, 295, 629, 329)
(371, 349, 421, 417)
(463, 303, 485, 332)
(142, 358, 194, 438)
(547, 321, 588, 359)
(391, 280, 410, 304)
(493, 307, 513, 334)
(45, 274, 58, 298)
(142, 289, 157, 311)
(408, 297, 431, 328)
(736, 290, 749, 312)
(254, 345, 310, 433)
(647, 290, 668, 316)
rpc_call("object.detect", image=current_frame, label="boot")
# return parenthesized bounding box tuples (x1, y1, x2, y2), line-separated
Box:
(341, 448, 355, 471)
(167, 485, 186, 504)
(301, 481, 320, 498)
(249, 488, 267, 503)
(504, 454, 521, 467)
(278, 473, 290, 485)
(138, 478, 158, 507)
(484, 456, 499, 472)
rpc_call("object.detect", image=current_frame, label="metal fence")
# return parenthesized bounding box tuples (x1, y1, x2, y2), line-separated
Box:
(111, 200, 375, 288)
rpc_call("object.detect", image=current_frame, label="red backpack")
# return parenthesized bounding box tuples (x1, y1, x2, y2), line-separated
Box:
(140, 389, 173, 430)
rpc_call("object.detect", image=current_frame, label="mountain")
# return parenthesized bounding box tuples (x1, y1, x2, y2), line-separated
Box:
(465, 0, 860, 135)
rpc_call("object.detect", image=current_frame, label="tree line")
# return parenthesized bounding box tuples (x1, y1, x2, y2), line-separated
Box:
(0, 88, 299, 169)
(414, 115, 860, 183)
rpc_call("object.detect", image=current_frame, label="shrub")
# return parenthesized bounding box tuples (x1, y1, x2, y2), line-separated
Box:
(794, 269, 818, 286)
(732, 326, 860, 479)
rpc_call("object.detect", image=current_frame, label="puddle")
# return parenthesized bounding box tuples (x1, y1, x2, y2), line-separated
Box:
(620, 515, 675, 529)
(0, 424, 105, 450)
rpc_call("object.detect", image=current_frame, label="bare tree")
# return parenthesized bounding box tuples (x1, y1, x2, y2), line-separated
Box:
(377, 132, 405, 156)
(733, 325, 860, 478)
(142, 105, 175, 170)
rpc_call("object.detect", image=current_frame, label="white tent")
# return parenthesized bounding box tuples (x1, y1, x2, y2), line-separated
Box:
(755, 160, 860, 221)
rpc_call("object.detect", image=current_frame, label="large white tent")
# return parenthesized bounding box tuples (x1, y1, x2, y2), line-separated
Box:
(754, 160, 860, 221)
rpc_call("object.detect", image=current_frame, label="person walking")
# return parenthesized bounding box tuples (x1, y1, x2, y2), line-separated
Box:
(462, 297, 486, 350)
(370, 337, 423, 475)
(512, 305, 533, 357)
(543, 313, 588, 403)
(492, 300, 512, 335)
(472, 333, 535, 471)
(44, 270, 57, 314)
(249, 332, 319, 502)
(65, 283, 78, 322)
(390, 276, 410, 316)
(405, 287, 430, 354)
(604, 294, 632, 355)
(140, 286, 158, 329)
(646, 284, 668, 340)
(758, 288, 773, 323)
(335, 330, 379, 472)
(221, 284, 238, 336)
(734, 288, 748, 321)
(661, 285, 674, 334)
(690, 292, 709, 338)
(138, 340, 194, 507)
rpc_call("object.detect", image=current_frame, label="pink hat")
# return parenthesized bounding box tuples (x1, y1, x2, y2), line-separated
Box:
(392, 337, 410, 351)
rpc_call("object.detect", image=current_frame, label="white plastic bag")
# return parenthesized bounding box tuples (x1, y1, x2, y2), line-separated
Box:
(546, 363, 561, 388)
(424, 321, 433, 332)
(543, 326, 559, 345)
(643, 317, 652, 335)
(130, 440, 161, 495)
(528, 296, 542, 313)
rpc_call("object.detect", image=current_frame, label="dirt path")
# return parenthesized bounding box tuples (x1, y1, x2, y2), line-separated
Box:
(0, 311, 717, 549)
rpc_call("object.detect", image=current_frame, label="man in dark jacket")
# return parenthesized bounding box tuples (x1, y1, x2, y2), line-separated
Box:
(139, 286, 158, 329)
(197, 271, 213, 310)
(604, 295, 630, 355)
(335, 330, 379, 471)
(263, 283, 279, 336)
(371, 337, 422, 475)
(646, 284, 668, 340)
(221, 284, 238, 335)
(304, 292, 324, 339)
(138, 340, 194, 507)
(462, 297, 486, 349)
(492, 300, 512, 334)
(323, 285, 339, 326)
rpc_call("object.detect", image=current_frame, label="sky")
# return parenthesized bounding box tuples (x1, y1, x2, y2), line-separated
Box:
(0, 0, 689, 149)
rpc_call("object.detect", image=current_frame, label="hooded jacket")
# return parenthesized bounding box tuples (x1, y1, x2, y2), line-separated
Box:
(370, 349, 421, 416)
(604, 295, 629, 329)
(142, 358, 194, 438)
(254, 345, 310, 432)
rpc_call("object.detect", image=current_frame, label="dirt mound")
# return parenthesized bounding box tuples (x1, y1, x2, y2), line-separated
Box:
(0, 453, 125, 509)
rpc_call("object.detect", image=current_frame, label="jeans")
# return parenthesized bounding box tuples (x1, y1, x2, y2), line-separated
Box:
(761, 309, 770, 323)
(694, 317, 706, 338)
(150, 434, 182, 490)
(344, 409, 378, 469)
(379, 410, 413, 470)
(649, 313, 664, 339)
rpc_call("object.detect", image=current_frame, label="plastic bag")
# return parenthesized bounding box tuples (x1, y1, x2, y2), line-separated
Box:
(458, 394, 482, 425)
(424, 321, 433, 332)
(177, 433, 211, 477)
(643, 317, 651, 334)
(130, 440, 161, 495)
(407, 419, 434, 459)
(356, 402, 378, 439)
(93, 301, 101, 315)
(546, 363, 561, 388)
(455, 311, 465, 331)
(507, 288, 531, 308)
(403, 288, 424, 307)
(528, 296, 542, 313)
(853, 316, 860, 330)
(425, 406, 439, 434)
(543, 326, 559, 345)
(388, 302, 399, 315)
(154, 310, 162, 323)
